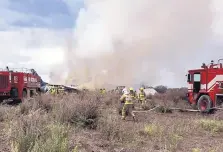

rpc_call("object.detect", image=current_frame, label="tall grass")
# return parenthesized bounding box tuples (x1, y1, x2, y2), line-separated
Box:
(0, 89, 221, 152)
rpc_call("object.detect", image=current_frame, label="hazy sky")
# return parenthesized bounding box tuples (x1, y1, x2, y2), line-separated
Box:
(1, 0, 223, 88)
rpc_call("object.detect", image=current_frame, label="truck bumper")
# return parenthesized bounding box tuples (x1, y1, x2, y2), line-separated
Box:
(0, 92, 10, 96)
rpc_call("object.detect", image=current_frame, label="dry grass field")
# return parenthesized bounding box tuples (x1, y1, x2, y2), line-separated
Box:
(0, 90, 223, 152)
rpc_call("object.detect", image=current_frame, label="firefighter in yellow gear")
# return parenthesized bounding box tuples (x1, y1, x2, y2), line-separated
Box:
(102, 88, 106, 94)
(138, 87, 146, 108)
(120, 87, 136, 121)
(100, 88, 106, 94)
(50, 86, 56, 95)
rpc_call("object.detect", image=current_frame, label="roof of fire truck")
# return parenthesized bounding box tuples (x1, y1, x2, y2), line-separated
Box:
(188, 59, 223, 73)
(0, 67, 40, 77)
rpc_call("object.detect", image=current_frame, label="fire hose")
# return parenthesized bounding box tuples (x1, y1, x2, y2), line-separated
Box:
(132, 105, 223, 113)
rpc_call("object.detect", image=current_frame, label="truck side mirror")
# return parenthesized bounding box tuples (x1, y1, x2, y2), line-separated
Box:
(187, 74, 191, 82)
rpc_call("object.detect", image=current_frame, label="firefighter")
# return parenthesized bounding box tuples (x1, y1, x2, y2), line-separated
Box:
(100, 88, 103, 93)
(120, 87, 136, 121)
(99, 88, 105, 94)
(50, 86, 56, 95)
(138, 87, 146, 108)
(102, 88, 106, 94)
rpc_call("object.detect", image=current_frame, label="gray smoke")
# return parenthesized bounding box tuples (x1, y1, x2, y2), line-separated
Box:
(51, 0, 214, 89)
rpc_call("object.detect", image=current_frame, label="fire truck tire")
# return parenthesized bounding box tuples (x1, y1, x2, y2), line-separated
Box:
(197, 95, 212, 113)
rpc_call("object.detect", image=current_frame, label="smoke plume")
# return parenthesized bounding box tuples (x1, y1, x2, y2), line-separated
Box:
(51, 0, 214, 89)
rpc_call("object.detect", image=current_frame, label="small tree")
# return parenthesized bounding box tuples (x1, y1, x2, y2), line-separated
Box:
(154, 85, 168, 94)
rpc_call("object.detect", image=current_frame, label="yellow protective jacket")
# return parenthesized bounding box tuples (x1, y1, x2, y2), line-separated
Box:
(120, 93, 135, 104)
(50, 88, 56, 94)
(138, 91, 146, 100)
(102, 89, 106, 94)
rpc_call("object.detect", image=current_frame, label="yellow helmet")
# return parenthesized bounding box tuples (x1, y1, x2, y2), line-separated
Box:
(140, 87, 144, 90)
(129, 87, 134, 91)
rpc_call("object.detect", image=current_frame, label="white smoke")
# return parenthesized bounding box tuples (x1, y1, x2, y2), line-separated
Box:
(51, 0, 214, 88)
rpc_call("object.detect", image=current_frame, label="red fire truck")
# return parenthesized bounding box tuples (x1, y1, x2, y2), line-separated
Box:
(0, 67, 41, 103)
(187, 59, 223, 112)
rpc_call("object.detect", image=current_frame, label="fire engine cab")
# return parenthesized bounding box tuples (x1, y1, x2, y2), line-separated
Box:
(187, 59, 223, 112)
(0, 67, 41, 103)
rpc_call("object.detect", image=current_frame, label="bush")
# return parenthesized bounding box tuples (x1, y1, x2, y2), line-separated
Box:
(102, 92, 120, 107)
(18, 92, 100, 129)
(20, 94, 54, 115)
(152, 87, 189, 109)
(154, 85, 168, 94)
(198, 119, 223, 133)
(33, 123, 69, 152)
(8, 109, 70, 152)
(97, 108, 135, 143)
(3, 92, 105, 152)
(0, 106, 9, 122)
(165, 88, 187, 102)
(52, 93, 99, 129)
(8, 110, 49, 152)
(98, 114, 124, 141)
(143, 123, 163, 137)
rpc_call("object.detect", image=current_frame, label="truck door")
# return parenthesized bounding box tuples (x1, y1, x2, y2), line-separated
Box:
(193, 72, 201, 93)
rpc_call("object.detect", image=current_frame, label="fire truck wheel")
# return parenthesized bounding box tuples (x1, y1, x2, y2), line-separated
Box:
(197, 95, 212, 113)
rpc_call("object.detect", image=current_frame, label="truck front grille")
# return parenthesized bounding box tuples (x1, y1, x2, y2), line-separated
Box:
(0, 75, 9, 89)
